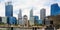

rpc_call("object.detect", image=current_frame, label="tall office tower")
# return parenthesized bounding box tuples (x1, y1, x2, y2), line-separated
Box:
(51, 3, 60, 16)
(18, 9, 23, 25)
(40, 8, 46, 25)
(23, 15, 28, 27)
(5, 2, 17, 24)
(5, 2, 13, 17)
(29, 9, 34, 26)
(40, 8, 46, 20)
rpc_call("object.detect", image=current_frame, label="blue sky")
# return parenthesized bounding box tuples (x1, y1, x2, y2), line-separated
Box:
(0, 0, 60, 19)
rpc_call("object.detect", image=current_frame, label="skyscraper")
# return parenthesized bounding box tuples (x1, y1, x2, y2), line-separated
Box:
(5, 2, 17, 24)
(51, 3, 60, 16)
(18, 9, 23, 25)
(29, 9, 34, 26)
(5, 2, 13, 17)
(40, 8, 46, 20)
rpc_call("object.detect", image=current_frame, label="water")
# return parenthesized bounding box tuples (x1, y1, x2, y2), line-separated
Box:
(0, 28, 9, 30)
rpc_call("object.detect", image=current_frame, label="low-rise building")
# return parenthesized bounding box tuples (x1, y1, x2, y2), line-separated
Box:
(2, 17, 7, 24)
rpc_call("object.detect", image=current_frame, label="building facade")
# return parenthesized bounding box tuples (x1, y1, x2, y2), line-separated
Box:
(7, 17, 17, 25)
(0, 17, 2, 23)
(5, 2, 13, 17)
(40, 8, 46, 20)
(23, 15, 28, 26)
(29, 9, 34, 26)
(2, 17, 7, 24)
(50, 4, 60, 28)
(34, 16, 39, 25)
(29, 17, 34, 26)
(18, 9, 23, 25)
(51, 3, 60, 16)
(5, 2, 17, 25)
(38, 20, 43, 25)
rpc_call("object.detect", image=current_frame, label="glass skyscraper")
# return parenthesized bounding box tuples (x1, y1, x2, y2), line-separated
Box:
(51, 3, 60, 16)
(5, 2, 17, 24)
(5, 2, 13, 17)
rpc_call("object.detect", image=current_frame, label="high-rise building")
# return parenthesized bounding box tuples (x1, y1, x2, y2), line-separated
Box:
(5, 2, 13, 17)
(29, 9, 34, 26)
(40, 8, 46, 20)
(5, 2, 17, 25)
(23, 15, 28, 26)
(18, 9, 23, 25)
(51, 3, 60, 16)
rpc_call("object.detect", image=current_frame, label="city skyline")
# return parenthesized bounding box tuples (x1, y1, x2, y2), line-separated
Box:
(0, 0, 60, 30)
(0, 0, 60, 19)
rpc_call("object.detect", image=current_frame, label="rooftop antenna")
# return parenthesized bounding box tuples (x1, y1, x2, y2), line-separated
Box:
(5, 0, 12, 5)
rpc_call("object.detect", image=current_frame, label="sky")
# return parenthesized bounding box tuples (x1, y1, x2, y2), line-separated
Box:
(0, 0, 60, 19)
